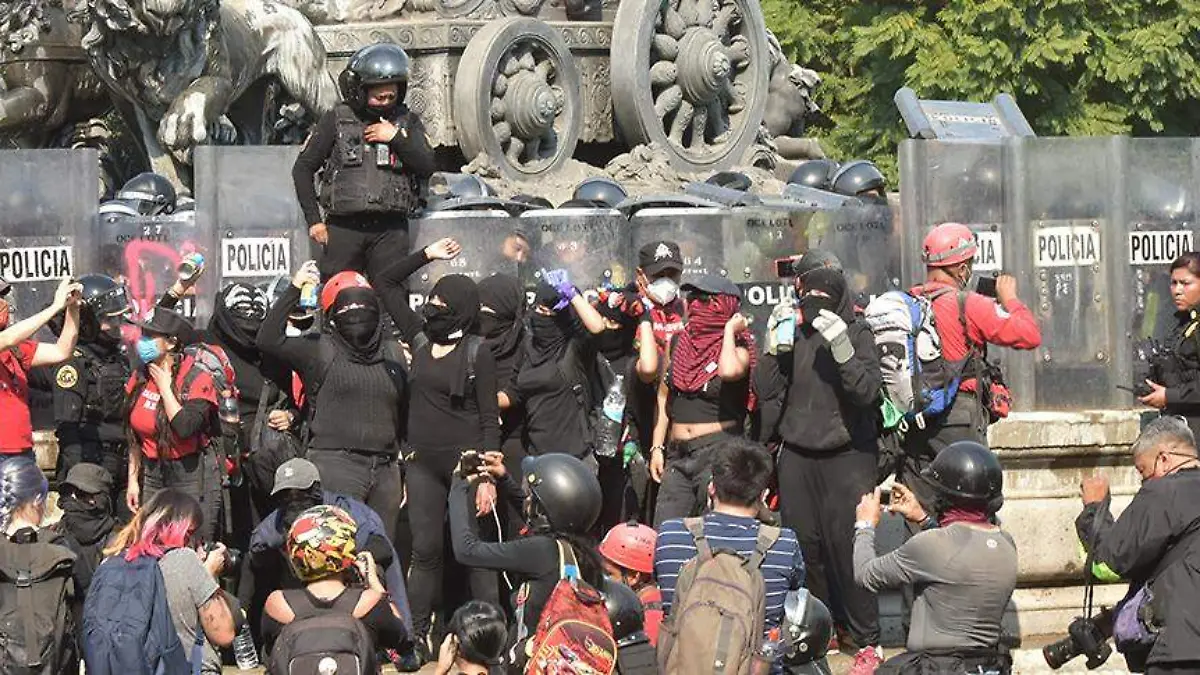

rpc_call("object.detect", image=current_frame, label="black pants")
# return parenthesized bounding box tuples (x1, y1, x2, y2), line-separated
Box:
(405, 450, 500, 641)
(319, 216, 421, 342)
(1148, 664, 1200, 674)
(306, 448, 404, 545)
(597, 453, 641, 532)
(57, 433, 132, 522)
(652, 431, 735, 528)
(778, 444, 880, 648)
(875, 649, 1010, 675)
(142, 451, 223, 544)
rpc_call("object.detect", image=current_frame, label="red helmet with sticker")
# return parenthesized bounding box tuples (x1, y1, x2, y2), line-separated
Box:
(921, 222, 978, 268)
(598, 521, 657, 574)
(319, 271, 372, 312)
(285, 504, 358, 582)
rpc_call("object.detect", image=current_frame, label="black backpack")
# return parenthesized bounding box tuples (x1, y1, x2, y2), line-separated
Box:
(268, 589, 374, 675)
(0, 534, 77, 675)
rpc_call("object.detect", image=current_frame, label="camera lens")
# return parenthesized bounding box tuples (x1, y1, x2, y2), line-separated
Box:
(1042, 635, 1080, 670)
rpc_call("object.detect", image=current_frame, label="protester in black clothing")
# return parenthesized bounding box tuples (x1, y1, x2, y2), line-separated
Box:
(262, 504, 410, 664)
(757, 267, 883, 660)
(448, 452, 605, 670)
(291, 43, 436, 345)
(32, 274, 133, 521)
(649, 275, 755, 527)
(1077, 416, 1200, 674)
(477, 274, 527, 469)
(53, 463, 118, 594)
(513, 276, 607, 459)
(405, 274, 503, 650)
(256, 261, 406, 544)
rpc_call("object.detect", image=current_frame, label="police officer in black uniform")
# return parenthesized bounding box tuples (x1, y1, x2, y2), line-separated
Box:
(42, 274, 133, 518)
(292, 43, 436, 345)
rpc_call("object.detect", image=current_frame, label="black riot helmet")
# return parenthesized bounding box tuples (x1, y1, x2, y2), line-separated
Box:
(831, 160, 885, 198)
(788, 159, 840, 190)
(98, 198, 140, 223)
(117, 172, 177, 216)
(521, 453, 602, 534)
(571, 176, 628, 208)
(339, 44, 411, 113)
(780, 589, 833, 666)
(76, 274, 129, 343)
(602, 579, 646, 643)
(921, 441, 1004, 504)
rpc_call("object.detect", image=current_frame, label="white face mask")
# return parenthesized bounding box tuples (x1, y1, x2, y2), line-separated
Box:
(647, 277, 679, 306)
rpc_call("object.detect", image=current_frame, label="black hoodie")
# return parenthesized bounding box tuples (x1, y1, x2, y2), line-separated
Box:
(759, 270, 881, 453)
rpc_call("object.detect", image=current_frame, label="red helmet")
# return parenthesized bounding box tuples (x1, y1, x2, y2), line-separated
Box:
(319, 271, 372, 312)
(598, 521, 656, 574)
(921, 223, 977, 267)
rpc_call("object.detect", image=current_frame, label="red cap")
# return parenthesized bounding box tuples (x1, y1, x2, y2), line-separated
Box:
(319, 271, 372, 312)
(598, 521, 657, 574)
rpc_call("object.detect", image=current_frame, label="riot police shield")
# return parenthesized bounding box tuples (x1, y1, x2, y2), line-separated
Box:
(408, 209, 524, 310)
(193, 147, 306, 293)
(97, 212, 212, 325)
(899, 140, 1006, 284)
(723, 206, 807, 335)
(520, 208, 634, 292)
(0, 150, 98, 333)
(628, 201, 729, 281)
(808, 202, 900, 304)
(1018, 137, 1119, 410)
(1118, 138, 1200, 401)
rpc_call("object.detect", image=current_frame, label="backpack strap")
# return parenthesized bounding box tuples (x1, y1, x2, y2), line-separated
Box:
(557, 539, 581, 584)
(190, 619, 206, 675)
(682, 517, 712, 560)
(746, 525, 781, 571)
(12, 545, 41, 668)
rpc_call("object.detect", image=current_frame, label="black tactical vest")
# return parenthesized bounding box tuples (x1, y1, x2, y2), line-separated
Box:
(319, 104, 420, 217)
(53, 346, 129, 428)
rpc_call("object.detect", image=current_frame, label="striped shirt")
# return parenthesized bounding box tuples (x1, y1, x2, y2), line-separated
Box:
(654, 512, 806, 635)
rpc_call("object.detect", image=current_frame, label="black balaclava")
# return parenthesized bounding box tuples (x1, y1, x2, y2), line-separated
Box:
(60, 490, 116, 546)
(528, 280, 575, 368)
(329, 287, 383, 363)
(213, 283, 269, 350)
(422, 274, 480, 345)
(798, 267, 851, 326)
(594, 289, 637, 362)
(279, 486, 324, 530)
(477, 274, 524, 353)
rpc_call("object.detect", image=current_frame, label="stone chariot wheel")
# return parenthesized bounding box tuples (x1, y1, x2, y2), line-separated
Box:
(610, 0, 770, 173)
(453, 18, 582, 181)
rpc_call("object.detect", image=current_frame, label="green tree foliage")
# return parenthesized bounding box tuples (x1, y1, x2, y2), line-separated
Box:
(762, 0, 1200, 183)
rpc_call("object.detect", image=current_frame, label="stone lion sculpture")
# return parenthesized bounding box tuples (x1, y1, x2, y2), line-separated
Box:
(71, 0, 339, 187)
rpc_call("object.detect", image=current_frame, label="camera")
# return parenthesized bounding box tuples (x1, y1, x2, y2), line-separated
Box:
(457, 450, 484, 479)
(203, 543, 243, 580)
(1043, 607, 1113, 670)
(775, 256, 800, 279)
(975, 275, 998, 299)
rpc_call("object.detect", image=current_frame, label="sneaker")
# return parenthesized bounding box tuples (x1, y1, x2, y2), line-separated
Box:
(849, 645, 883, 675)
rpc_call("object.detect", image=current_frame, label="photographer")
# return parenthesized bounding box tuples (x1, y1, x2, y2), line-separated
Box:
(1076, 416, 1200, 673)
(853, 442, 1016, 674)
(1139, 253, 1200, 440)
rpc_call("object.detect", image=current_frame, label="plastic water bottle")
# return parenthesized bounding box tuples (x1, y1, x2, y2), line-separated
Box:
(218, 389, 240, 426)
(177, 253, 205, 282)
(773, 310, 796, 354)
(594, 373, 626, 458)
(233, 617, 259, 670)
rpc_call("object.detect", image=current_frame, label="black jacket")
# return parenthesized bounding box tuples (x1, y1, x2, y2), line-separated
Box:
(1157, 311, 1200, 441)
(760, 295, 881, 453)
(1076, 468, 1200, 666)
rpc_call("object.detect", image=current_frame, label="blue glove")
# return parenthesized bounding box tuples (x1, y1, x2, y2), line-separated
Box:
(543, 268, 577, 310)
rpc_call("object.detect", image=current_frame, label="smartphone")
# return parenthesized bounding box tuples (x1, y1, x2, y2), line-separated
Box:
(1116, 384, 1152, 397)
(774, 256, 800, 279)
(975, 275, 998, 298)
(879, 490, 893, 507)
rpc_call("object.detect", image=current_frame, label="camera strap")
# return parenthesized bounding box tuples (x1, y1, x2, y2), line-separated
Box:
(1081, 503, 1108, 619)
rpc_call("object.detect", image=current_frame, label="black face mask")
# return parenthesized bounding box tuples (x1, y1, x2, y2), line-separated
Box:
(423, 303, 465, 343)
(334, 307, 381, 353)
(595, 324, 634, 361)
(280, 488, 323, 530)
(799, 293, 839, 325)
(60, 492, 116, 545)
(478, 312, 507, 340)
(232, 314, 263, 338)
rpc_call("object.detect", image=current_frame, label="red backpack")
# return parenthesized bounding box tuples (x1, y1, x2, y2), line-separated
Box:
(522, 541, 617, 675)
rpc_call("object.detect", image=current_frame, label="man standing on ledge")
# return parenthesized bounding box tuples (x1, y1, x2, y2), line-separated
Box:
(292, 43, 436, 345)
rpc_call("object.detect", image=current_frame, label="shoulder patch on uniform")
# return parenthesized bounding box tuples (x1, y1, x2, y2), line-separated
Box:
(56, 365, 79, 388)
